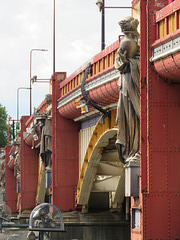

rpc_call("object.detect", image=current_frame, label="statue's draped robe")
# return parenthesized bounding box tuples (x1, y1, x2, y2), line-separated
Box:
(115, 56, 140, 163)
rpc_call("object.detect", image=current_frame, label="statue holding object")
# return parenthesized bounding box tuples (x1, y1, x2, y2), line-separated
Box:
(115, 16, 140, 165)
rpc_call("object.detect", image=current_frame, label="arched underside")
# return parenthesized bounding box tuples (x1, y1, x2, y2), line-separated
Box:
(77, 127, 125, 209)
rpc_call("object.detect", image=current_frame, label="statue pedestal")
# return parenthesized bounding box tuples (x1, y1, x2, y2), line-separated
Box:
(125, 162, 140, 197)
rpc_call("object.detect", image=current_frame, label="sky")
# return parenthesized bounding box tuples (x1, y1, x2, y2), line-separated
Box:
(0, 0, 132, 120)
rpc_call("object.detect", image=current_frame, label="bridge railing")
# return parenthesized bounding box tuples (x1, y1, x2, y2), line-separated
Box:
(151, 1, 180, 82)
(156, 1, 180, 39)
(58, 41, 119, 101)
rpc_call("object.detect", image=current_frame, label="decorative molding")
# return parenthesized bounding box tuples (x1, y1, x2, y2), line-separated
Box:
(151, 36, 180, 62)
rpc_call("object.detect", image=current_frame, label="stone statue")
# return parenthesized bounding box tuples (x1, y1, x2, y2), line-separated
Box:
(115, 16, 140, 164)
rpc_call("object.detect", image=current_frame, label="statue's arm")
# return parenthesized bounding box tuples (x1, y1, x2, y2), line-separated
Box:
(115, 49, 129, 72)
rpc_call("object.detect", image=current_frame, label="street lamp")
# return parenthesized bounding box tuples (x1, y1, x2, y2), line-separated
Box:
(96, 0, 132, 50)
(31, 75, 50, 83)
(96, 0, 104, 11)
(17, 87, 31, 121)
(96, 0, 105, 50)
(30, 48, 48, 116)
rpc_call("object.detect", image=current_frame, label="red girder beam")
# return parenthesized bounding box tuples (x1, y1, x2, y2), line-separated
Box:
(52, 72, 80, 211)
(5, 146, 17, 213)
(20, 116, 39, 211)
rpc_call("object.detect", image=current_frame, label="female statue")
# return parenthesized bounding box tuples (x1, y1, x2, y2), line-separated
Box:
(115, 16, 140, 164)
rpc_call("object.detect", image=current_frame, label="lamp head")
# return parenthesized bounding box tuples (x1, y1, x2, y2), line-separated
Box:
(31, 75, 37, 83)
(96, 0, 103, 11)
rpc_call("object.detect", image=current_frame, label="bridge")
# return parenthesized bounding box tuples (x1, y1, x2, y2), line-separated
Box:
(2, 0, 180, 239)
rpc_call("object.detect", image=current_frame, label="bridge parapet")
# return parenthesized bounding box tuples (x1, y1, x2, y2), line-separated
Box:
(59, 41, 119, 99)
(156, 0, 180, 38)
(57, 41, 120, 120)
(151, 0, 180, 82)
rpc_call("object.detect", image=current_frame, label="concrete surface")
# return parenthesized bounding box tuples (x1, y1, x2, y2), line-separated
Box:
(0, 187, 130, 239)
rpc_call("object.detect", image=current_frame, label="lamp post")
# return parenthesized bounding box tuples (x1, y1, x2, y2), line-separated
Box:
(53, 0, 55, 74)
(96, 0, 132, 51)
(30, 49, 48, 116)
(8, 115, 11, 145)
(96, 0, 105, 51)
(17, 87, 31, 121)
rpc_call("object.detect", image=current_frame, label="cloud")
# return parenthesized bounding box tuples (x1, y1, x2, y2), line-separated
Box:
(0, 0, 131, 119)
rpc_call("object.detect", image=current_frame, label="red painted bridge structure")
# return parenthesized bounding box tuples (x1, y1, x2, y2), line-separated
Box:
(3, 0, 180, 239)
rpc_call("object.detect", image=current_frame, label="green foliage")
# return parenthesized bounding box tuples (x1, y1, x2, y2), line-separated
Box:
(0, 104, 8, 148)
(16, 121, 20, 131)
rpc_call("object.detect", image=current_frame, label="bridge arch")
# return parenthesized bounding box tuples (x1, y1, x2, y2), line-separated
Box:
(77, 110, 125, 210)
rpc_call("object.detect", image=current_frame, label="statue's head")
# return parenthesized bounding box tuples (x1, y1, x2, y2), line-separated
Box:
(119, 16, 139, 33)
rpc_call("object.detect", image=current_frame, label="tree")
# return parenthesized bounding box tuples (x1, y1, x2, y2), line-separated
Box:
(0, 104, 8, 148)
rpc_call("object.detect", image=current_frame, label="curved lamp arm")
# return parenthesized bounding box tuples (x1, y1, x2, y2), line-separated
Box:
(80, 63, 111, 124)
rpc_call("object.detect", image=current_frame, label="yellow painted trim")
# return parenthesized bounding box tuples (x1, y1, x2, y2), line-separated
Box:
(158, 10, 180, 40)
(79, 130, 81, 175)
(105, 55, 108, 69)
(92, 64, 96, 75)
(115, 51, 118, 59)
(111, 109, 117, 128)
(74, 77, 76, 87)
(159, 20, 165, 38)
(100, 59, 103, 71)
(17, 193, 20, 210)
(168, 13, 175, 34)
(96, 62, 99, 74)
(36, 159, 44, 202)
(109, 52, 113, 66)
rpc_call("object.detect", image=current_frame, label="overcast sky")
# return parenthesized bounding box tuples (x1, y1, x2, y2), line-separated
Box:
(0, 0, 131, 120)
